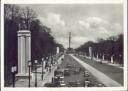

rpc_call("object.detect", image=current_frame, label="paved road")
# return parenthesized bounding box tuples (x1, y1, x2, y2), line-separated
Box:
(57, 54, 102, 87)
(71, 54, 122, 87)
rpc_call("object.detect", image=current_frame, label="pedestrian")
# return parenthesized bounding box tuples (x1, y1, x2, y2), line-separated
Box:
(51, 56, 54, 66)
(43, 59, 46, 69)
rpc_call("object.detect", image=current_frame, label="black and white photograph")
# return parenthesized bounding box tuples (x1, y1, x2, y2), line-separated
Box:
(1, 0, 128, 91)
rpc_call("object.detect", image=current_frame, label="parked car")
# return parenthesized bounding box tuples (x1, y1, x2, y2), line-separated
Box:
(84, 79, 91, 87)
(67, 81, 80, 87)
(53, 76, 65, 87)
(44, 83, 58, 87)
(60, 81, 66, 87)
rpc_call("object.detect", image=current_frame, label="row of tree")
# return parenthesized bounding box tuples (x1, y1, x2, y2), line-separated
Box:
(76, 34, 123, 64)
(4, 4, 64, 86)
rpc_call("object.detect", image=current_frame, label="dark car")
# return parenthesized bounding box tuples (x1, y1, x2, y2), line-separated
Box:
(84, 80, 91, 87)
(64, 69, 70, 76)
(53, 76, 65, 87)
(67, 81, 80, 87)
(66, 64, 72, 68)
(44, 83, 58, 87)
(54, 69, 64, 76)
(83, 71, 90, 77)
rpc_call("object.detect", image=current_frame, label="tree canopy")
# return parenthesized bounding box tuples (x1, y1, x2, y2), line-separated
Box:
(76, 34, 123, 64)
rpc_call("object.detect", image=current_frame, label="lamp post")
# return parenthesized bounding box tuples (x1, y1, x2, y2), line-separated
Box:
(42, 58, 44, 80)
(11, 66, 17, 87)
(34, 60, 38, 87)
(28, 61, 31, 87)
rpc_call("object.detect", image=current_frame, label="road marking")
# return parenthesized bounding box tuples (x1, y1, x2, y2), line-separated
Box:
(70, 54, 122, 87)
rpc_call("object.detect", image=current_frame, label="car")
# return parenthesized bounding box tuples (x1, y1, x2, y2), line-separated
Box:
(60, 81, 66, 87)
(44, 83, 58, 87)
(57, 66, 61, 69)
(64, 69, 70, 76)
(83, 71, 90, 77)
(68, 81, 80, 87)
(53, 76, 65, 87)
(79, 67, 85, 72)
(54, 69, 64, 76)
(84, 79, 91, 87)
(97, 83, 105, 87)
(66, 64, 72, 68)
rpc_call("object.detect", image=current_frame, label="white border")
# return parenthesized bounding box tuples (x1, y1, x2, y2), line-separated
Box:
(1, 0, 127, 91)
(3, 0, 125, 4)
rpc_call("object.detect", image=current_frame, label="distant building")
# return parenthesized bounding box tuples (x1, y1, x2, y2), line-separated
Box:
(66, 48, 75, 54)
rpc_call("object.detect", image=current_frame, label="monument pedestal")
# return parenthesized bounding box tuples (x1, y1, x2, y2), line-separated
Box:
(17, 30, 31, 78)
(16, 73, 32, 79)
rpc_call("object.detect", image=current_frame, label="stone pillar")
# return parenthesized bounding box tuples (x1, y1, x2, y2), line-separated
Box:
(97, 54, 99, 59)
(25, 35, 31, 73)
(89, 47, 92, 59)
(111, 56, 114, 64)
(17, 30, 31, 76)
(102, 55, 104, 61)
(18, 36, 21, 73)
(56, 47, 59, 54)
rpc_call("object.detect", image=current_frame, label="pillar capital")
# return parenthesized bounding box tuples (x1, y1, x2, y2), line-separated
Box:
(17, 30, 31, 37)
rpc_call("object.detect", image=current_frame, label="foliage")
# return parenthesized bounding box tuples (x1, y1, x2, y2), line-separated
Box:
(76, 34, 123, 64)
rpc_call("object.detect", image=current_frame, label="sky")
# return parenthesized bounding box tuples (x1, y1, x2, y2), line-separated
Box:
(20, 4, 123, 49)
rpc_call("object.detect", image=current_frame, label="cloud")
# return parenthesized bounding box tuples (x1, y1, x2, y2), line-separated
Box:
(86, 17, 102, 28)
(39, 14, 123, 49)
(77, 17, 122, 39)
(47, 13, 65, 26)
(78, 20, 90, 29)
(38, 12, 65, 29)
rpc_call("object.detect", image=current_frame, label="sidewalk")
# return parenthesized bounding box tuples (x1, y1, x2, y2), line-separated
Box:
(93, 57, 123, 69)
(79, 55, 123, 69)
(72, 54, 123, 86)
(37, 55, 64, 87)
(9, 55, 64, 87)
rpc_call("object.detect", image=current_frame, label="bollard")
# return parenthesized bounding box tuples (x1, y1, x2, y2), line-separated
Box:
(34, 60, 38, 87)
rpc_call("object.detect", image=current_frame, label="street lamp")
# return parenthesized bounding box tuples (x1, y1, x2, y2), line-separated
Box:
(34, 60, 38, 87)
(41, 58, 44, 80)
(11, 66, 17, 87)
(28, 60, 31, 87)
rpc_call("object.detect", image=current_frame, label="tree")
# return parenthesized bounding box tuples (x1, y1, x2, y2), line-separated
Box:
(4, 4, 21, 21)
(20, 6, 36, 29)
